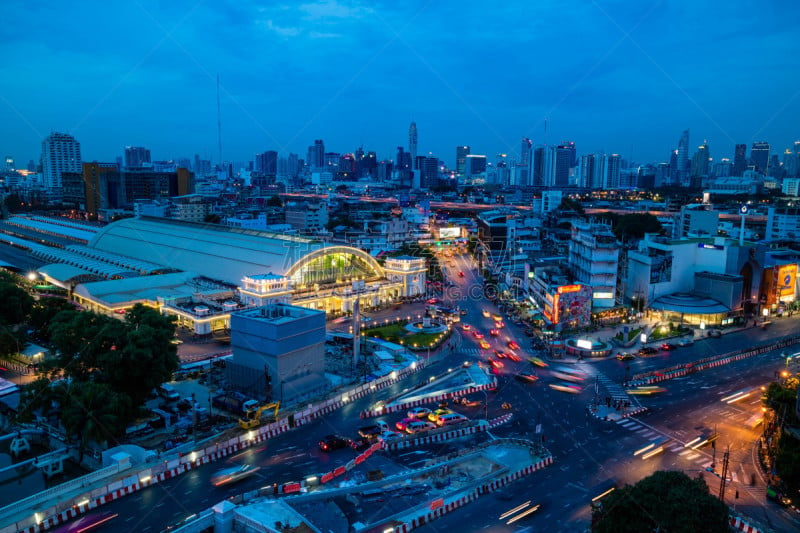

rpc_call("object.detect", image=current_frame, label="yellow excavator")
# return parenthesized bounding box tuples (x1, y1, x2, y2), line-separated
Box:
(238, 402, 280, 430)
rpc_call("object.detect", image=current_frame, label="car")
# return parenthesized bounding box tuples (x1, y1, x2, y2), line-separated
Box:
(461, 323, 471, 330)
(436, 413, 468, 426)
(427, 298, 440, 304)
(661, 343, 678, 350)
(458, 271, 465, 277)
(482, 310, 491, 318)
(395, 417, 418, 431)
(350, 437, 371, 451)
(638, 347, 658, 356)
(494, 349, 507, 358)
(492, 314, 503, 321)
(488, 358, 504, 369)
(453, 397, 483, 407)
(407, 407, 432, 419)
(529, 356, 548, 367)
(460, 309, 467, 316)
(479, 340, 491, 350)
(495, 321, 505, 328)
(549, 382, 582, 394)
(358, 421, 390, 439)
(678, 339, 694, 347)
(405, 420, 435, 434)
(507, 340, 520, 350)
(473, 331, 484, 339)
(319, 434, 351, 452)
(378, 430, 402, 442)
(489, 329, 500, 336)
(685, 431, 718, 450)
(616, 352, 635, 361)
(626, 386, 667, 395)
(507, 351, 523, 362)
(515, 373, 539, 383)
(708, 329, 722, 337)
(428, 408, 453, 423)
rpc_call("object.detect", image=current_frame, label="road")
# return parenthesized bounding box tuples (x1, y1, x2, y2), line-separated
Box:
(54, 250, 800, 532)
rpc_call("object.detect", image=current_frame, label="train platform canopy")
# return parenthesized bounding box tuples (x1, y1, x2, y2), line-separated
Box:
(87, 216, 325, 286)
(38, 263, 100, 287)
(73, 271, 200, 308)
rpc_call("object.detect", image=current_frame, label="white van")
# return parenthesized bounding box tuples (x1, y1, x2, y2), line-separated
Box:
(437, 413, 467, 427)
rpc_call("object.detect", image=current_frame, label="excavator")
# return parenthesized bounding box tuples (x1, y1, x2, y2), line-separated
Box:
(238, 402, 280, 430)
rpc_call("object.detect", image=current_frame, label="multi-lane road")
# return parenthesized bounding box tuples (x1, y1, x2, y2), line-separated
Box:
(54, 251, 800, 532)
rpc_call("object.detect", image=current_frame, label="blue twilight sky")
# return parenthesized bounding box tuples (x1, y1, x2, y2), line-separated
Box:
(1, 0, 799, 169)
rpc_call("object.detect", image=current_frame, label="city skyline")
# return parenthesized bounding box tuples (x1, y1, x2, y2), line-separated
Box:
(2, 1, 799, 167)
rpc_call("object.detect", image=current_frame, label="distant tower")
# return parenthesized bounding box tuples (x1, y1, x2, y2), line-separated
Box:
(676, 129, 690, 185)
(691, 141, 711, 177)
(518, 138, 533, 186)
(124, 146, 151, 168)
(41, 132, 81, 203)
(409, 122, 418, 169)
(750, 141, 770, 175)
(456, 146, 470, 176)
(732, 143, 747, 176)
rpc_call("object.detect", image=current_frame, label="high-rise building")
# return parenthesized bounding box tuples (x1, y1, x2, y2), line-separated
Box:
(465, 154, 487, 177)
(750, 141, 770, 175)
(41, 132, 82, 202)
(124, 146, 151, 168)
(783, 148, 799, 179)
(713, 158, 732, 178)
(517, 138, 533, 186)
(732, 143, 747, 176)
(554, 143, 575, 187)
(287, 153, 299, 177)
(569, 221, 619, 309)
(675, 129, 690, 185)
(4, 156, 14, 171)
(580, 154, 595, 189)
(255, 150, 278, 175)
(307, 140, 325, 169)
(691, 142, 711, 177)
(533, 146, 545, 187)
(455, 146, 470, 175)
(408, 122, 418, 169)
(607, 154, 621, 188)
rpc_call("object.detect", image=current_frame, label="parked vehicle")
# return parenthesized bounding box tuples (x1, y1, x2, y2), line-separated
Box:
(319, 434, 351, 452)
(158, 384, 180, 402)
(212, 392, 258, 414)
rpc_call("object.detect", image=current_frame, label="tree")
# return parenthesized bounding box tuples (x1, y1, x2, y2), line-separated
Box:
(203, 213, 221, 224)
(60, 381, 128, 462)
(47, 310, 125, 381)
(266, 195, 283, 207)
(28, 297, 75, 340)
(0, 273, 33, 324)
(593, 471, 729, 533)
(100, 304, 178, 406)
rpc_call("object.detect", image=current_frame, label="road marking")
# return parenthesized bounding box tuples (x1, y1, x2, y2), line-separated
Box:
(669, 445, 685, 452)
(635, 428, 652, 435)
(684, 452, 700, 460)
(679, 450, 694, 456)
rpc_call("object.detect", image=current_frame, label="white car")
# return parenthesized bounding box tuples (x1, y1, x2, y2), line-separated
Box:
(407, 407, 432, 419)
(378, 430, 403, 442)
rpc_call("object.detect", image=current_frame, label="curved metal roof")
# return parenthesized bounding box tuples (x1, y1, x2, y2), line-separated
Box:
(650, 293, 729, 314)
(87, 216, 327, 285)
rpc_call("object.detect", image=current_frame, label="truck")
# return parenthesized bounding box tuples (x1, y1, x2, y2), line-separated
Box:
(212, 392, 258, 414)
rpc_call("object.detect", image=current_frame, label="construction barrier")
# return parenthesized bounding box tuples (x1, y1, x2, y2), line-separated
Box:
(359, 379, 497, 419)
(729, 514, 763, 533)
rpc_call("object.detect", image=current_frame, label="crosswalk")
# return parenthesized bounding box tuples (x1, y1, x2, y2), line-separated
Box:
(615, 418, 716, 470)
(592, 371, 644, 410)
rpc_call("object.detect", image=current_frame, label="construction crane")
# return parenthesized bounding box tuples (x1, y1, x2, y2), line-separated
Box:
(238, 402, 280, 430)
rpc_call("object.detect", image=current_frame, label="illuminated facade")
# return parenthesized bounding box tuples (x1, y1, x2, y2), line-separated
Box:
(68, 217, 427, 334)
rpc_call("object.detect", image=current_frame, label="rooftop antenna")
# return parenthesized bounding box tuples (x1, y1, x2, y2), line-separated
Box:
(216, 74, 223, 165)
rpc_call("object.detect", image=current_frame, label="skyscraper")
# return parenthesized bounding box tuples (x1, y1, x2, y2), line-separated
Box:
(517, 137, 533, 186)
(307, 140, 325, 169)
(607, 154, 621, 188)
(555, 142, 575, 187)
(750, 141, 770, 175)
(408, 122, 418, 169)
(732, 143, 747, 176)
(124, 146, 151, 168)
(255, 150, 278, 175)
(675, 129, 690, 185)
(41, 132, 81, 202)
(580, 154, 595, 189)
(456, 146, 470, 176)
(691, 142, 711, 177)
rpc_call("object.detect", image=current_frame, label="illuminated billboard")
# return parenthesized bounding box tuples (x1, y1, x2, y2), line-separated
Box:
(438, 227, 462, 239)
(776, 264, 797, 302)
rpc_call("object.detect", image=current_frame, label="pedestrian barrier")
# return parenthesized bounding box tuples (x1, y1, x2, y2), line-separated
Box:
(729, 514, 763, 533)
(359, 379, 497, 419)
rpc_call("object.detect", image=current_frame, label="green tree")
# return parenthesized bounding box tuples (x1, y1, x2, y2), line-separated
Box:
(17, 376, 55, 422)
(0, 272, 34, 324)
(612, 213, 664, 241)
(266, 195, 283, 207)
(28, 297, 75, 339)
(47, 310, 125, 381)
(593, 471, 729, 533)
(203, 213, 221, 224)
(100, 304, 178, 406)
(60, 381, 128, 462)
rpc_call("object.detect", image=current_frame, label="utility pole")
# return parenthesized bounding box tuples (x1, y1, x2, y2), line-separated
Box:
(718, 446, 730, 501)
